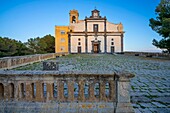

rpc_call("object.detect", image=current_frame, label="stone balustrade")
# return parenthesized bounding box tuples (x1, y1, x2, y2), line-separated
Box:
(0, 70, 135, 113)
(124, 51, 170, 58)
(0, 53, 68, 70)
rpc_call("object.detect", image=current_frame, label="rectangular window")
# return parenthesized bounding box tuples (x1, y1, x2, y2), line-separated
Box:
(60, 38, 65, 42)
(111, 42, 114, 45)
(60, 30, 65, 34)
(93, 24, 98, 32)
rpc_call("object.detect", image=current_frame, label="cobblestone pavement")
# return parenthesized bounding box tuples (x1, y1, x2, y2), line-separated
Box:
(15, 54, 170, 113)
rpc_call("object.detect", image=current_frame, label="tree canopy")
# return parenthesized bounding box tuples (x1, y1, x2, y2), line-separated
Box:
(149, 0, 170, 53)
(0, 34, 55, 57)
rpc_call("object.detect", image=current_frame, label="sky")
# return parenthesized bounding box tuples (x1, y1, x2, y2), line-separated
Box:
(0, 0, 162, 52)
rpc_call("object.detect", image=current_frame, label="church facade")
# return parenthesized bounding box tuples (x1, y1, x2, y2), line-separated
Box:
(55, 9, 124, 53)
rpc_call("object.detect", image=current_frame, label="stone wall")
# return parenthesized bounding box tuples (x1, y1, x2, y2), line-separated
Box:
(0, 53, 68, 70)
(0, 70, 135, 113)
(124, 51, 170, 58)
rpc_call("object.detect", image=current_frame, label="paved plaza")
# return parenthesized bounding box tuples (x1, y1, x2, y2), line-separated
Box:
(15, 54, 170, 113)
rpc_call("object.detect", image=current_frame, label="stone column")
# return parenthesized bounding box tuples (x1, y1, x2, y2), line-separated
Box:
(35, 81, 43, 102)
(68, 81, 74, 101)
(46, 83, 53, 101)
(57, 81, 65, 102)
(78, 80, 85, 101)
(115, 71, 135, 113)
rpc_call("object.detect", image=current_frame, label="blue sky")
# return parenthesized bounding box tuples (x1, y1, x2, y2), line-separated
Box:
(0, 0, 161, 52)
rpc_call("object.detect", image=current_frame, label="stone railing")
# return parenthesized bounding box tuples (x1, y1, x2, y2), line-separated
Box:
(0, 71, 135, 113)
(124, 51, 170, 58)
(0, 53, 68, 70)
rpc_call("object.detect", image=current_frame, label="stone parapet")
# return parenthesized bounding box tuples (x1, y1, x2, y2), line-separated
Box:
(0, 70, 135, 113)
(0, 52, 68, 70)
(124, 51, 170, 58)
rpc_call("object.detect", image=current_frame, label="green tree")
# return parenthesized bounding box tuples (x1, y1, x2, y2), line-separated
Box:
(149, 0, 170, 53)
(0, 37, 29, 57)
(26, 37, 46, 54)
(26, 34, 55, 54)
(41, 34, 55, 53)
(14, 41, 30, 56)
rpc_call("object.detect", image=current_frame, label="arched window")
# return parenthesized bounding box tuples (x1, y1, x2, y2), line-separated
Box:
(0, 83, 4, 98)
(72, 16, 76, 23)
(9, 83, 14, 98)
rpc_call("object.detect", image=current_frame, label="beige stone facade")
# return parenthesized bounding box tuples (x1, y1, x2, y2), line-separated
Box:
(55, 9, 125, 53)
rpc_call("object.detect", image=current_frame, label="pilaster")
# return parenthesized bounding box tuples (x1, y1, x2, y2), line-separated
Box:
(104, 18, 107, 53)
(121, 34, 124, 52)
(85, 19, 88, 53)
(115, 71, 135, 113)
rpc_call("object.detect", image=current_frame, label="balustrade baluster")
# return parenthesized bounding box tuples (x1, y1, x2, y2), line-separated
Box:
(78, 80, 85, 102)
(109, 80, 116, 101)
(46, 83, 53, 101)
(26, 82, 32, 101)
(99, 81, 106, 101)
(89, 81, 95, 101)
(35, 81, 43, 102)
(68, 81, 74, 101)
(57, 81, 65, 102)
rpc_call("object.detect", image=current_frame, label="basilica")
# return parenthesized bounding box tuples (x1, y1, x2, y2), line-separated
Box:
(55, 9, 124, 53)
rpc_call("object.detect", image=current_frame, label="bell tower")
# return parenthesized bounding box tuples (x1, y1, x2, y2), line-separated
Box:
(69, 10, 79, 24)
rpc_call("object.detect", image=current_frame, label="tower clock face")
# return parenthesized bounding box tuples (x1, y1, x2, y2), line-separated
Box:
(94, 12, 98, 17)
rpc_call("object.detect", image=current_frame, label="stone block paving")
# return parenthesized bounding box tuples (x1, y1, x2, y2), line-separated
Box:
(14, 54, 170, 113)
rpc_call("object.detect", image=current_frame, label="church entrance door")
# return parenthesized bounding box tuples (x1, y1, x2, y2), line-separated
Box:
(93, 43, 99, 53)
